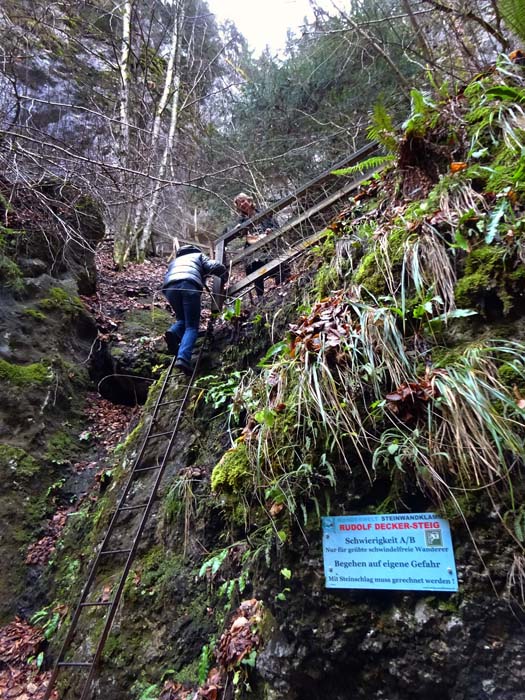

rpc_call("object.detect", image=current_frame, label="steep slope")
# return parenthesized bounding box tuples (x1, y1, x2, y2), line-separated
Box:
(13, 54, 525, 700)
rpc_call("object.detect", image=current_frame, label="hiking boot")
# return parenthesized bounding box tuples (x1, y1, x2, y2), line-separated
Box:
(174, 357, 193, 376)
(165, 330, 180, 355)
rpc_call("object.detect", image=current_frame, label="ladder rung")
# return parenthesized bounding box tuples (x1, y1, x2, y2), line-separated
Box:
(157, 399, 184, 408)
(133, 465, 161, 474)
(118, 503, 148, 512)
(58, 661, 92, 668)
(80, 601, 113, 607)
(100, 548, 132, 555)
(147, 430, 174, 439)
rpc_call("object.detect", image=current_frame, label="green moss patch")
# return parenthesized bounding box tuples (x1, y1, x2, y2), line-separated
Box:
(454, 244, 524, 315)
(0, 445, 39, 481)
(354, 225, 413, 297)
(44, 431, 77, 465)
(23, 308, 47, 321)
(37, 286, 83, 315)
(120, 307, 174, 340)
(0, 254, 24, 293)
(0, 445, 50, 622)
(211, 443, 251, 494)
(0, 358, 51, 385)
(498, 362, 525, 392)
(125, 546, 184, 605)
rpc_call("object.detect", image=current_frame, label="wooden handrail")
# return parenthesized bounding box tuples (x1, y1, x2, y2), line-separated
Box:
(216, 141, 379, 246)
(226, 228, 329, 298)
(229, 168, 381, 265)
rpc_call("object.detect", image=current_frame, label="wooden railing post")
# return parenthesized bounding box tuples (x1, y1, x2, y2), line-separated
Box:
(211, 239, 226, 313)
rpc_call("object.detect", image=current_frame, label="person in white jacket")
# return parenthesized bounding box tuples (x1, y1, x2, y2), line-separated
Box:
(162, 244, 228, 374)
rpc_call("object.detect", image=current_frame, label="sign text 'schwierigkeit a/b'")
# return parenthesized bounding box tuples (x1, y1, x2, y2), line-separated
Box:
(322, 513, 458, 592)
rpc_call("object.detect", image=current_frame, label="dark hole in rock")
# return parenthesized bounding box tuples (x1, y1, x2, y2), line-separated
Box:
(97, 374, 150, 406)
(90, 340, 150, 407)
(480, 290, 504, 321)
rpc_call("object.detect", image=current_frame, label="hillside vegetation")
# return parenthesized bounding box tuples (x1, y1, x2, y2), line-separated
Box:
(34, 54, 525, 700)
(1, 3, 525, 698)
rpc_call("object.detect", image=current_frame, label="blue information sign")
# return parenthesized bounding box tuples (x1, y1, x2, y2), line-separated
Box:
(322, 513, 458, 592)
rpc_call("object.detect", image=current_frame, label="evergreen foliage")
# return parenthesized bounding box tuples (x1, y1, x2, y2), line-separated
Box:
(499, 0, 525, 40)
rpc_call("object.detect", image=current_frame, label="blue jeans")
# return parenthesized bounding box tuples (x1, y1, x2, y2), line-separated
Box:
(163, 281, 202, 364)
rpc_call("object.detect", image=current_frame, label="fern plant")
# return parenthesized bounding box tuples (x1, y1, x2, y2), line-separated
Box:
(367, 99, 398, 152)
(332, 99, 399, 177)
(331, 154, 395, 178)
(499, 0, 525, 41)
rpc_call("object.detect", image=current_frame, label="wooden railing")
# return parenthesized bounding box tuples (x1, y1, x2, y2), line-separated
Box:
(211, 140, 381, 308)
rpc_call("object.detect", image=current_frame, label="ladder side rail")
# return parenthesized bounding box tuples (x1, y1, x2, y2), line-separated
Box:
(78, 324, 214, 700)
(43, 357, 178, 700)
(210, 239, 225, 313)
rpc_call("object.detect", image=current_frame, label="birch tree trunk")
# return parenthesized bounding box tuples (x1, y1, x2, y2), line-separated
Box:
(118, 0, 131, 157)
(137, 57, 182, 257)
(113, 0, 132, 266)
(126, 0, 185, 261)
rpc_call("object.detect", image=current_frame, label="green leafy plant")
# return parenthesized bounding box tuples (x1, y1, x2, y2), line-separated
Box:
(402, 88, 437, 136)
(499, 0, 525, 40)
(217, 573, 248, 610)
(366, 99, 398, 152)
(222, 297, 242, 322)
(198, 643, 213, 686)
(27, 651, 45, 670)
(331, 154, 395, 178)
(138, 683, 159, 700)
(199, 545, 252, 614)
(257, 340, 288, 367)
(275, 567, 292, 601)
(199, 547, 230, 579)
(197, 371, 244, 410)
(197, 369, 260, 445)
(45, 478, 66, 498)
(30, 606, 61, 640)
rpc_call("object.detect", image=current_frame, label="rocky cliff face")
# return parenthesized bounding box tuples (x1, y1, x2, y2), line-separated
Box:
(0, 176, 106, 622)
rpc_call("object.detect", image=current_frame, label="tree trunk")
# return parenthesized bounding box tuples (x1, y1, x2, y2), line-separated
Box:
(126, 0, 185, 261)
(113, 0, 133, 267)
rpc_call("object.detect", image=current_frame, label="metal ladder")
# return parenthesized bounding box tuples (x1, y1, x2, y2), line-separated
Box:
(43, 323, 213, 700)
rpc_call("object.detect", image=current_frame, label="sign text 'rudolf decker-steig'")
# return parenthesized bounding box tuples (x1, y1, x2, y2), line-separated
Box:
(322, 513, 458, 592)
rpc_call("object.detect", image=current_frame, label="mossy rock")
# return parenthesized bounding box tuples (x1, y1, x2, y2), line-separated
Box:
(124, 546, 184, 605)
(211, 443, 251, 494)
(0, 444, 40, 481)
(313, 263, 340, 300)
(45, 430, 77, 465)
(23, 308, 47, 321)
(0, 445, 51, 622)
(0, 254, 24, 294)
(37, 286, 83, 316)
(454, 244, 524, 316)
(498, 361, 525, 392)
(0, 358, 51, 385)
(354, 225, 413, 298)
(119, 307, 173, 341)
